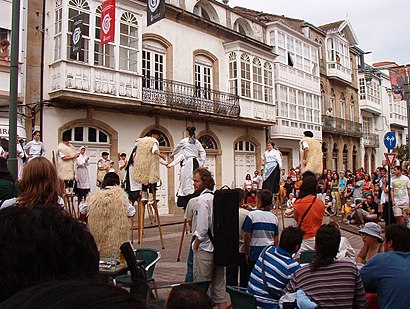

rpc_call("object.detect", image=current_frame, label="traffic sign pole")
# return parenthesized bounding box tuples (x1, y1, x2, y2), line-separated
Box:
(384, 131, 397, 226)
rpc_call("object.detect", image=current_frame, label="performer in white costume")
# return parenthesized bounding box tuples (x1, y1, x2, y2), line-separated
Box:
(261, 140, 282, 194)
(168, 126, 206, 209)
(24, 130, 45, 162)
(16, 135, 25, 180)
(76, 146, 90, 200)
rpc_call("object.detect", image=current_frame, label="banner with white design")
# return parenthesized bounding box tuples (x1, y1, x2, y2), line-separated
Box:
(147, 0, 165, 26)
(101, 0, 115, 44)
(71, 14, 83, 57)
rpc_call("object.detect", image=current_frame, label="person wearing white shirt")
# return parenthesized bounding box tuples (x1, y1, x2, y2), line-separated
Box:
(16, 135, 25, 180)
(23, 131, 45, 162)
(76, 146, 91, 200)
(168, 126, 206, 209)
(192, 168, 226, 309)
(261, 141, 282, 194)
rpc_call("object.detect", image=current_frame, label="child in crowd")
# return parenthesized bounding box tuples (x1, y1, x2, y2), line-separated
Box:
(324, 195, 333, 216)
(341, 197, 353, 223)
(284, 193, 295, 217)
(108, 161, 115, 173)
(246, 190, 257, 208)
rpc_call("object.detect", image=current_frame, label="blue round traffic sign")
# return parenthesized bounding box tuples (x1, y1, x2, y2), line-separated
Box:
(384, 132, 397, 150)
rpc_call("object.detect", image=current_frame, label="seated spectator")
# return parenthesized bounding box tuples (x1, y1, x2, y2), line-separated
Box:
(0, 206, 99, 302)
(246, 190, 257, 207)
(284, 192, 295, 217)
(356, 222, 384, 265)
(284, 223, 367, 308)
(0, 280, 145, 309)
(0, 157, 18, 203)
(243, 189, 279, 272)
(247, 227, 305, 308)
(226, 188, 249, 288)
(341, 197, 353, 223)
(360, 224, 410, 308)
(165, 284, 212, 309)
(351, 195, 378, 226)
(0, 157, 64, 210)
(82, 172, 135, 258)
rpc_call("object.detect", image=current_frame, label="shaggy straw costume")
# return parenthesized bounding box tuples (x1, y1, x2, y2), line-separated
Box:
(300, 137, 323, 175)
(87, 186, 130, 257)
(133, 137, 160, 185)
(97, 158, 110, 185)
(56, 142, 77, 181)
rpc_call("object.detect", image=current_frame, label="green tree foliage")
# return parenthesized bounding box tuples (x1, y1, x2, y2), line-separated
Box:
(393, 144, 408, 162)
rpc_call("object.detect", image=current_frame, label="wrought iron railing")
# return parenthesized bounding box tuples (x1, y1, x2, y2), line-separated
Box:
(362, 133, 380, 148)
(321, 115, 362, 137)
(142, 76, 240, 117)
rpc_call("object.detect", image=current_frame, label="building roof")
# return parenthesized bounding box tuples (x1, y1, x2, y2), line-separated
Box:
(318, 20, 344, 32)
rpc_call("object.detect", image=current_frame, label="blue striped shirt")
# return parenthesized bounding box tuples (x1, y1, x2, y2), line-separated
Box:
(247, 246, 300, 308)
(242, 210, 279, 261)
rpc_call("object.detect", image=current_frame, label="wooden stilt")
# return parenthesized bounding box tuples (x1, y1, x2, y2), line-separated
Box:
(152, 190, 165, 249)
(177, 219, 187, 262)
(138, 198, 145, 248)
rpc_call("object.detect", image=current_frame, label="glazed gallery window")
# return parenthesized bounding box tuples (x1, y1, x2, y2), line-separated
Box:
(54, 0, 63, 60)
(326, 37, 350, 70)
(229, 52, 273, 102)
(119, 12, 138, 72)
(269, 30, 319, 75)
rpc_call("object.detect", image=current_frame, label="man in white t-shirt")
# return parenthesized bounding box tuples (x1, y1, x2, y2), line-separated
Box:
(391, 165, 410, 226)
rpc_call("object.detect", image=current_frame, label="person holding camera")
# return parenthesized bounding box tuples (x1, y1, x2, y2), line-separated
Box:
(351, 195, 378, 226)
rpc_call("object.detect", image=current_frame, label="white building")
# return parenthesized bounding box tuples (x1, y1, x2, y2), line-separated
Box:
(0, 0, 28, 141)
(39, 0, 280, 214)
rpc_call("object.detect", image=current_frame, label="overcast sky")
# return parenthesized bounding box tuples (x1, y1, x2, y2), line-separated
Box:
(228, 0, 409, 65)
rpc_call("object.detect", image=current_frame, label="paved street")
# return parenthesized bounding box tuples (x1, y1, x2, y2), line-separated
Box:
(133, 211, 364, 298)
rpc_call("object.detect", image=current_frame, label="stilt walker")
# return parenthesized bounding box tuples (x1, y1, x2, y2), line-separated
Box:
(133, 129, 167, 249)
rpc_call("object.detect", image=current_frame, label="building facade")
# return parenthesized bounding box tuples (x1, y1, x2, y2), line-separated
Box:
(317, 20, 362, 172)
(28, 0, 283, 214)
(0, 0, 28, 141)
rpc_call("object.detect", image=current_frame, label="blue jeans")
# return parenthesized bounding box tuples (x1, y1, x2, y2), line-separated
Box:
(185, 237, 194, 282)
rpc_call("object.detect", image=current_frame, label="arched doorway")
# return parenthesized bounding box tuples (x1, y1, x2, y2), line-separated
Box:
(332, 143, 338, 172)
(342, 144, 348, 171)
(322, 142, 327, 170)
(371, 150, 376, 173)
(352, 145, 357, 172)
(234, 139, 257, 188)
(61, 125, 111, 191)
(198, 134, 218, 178)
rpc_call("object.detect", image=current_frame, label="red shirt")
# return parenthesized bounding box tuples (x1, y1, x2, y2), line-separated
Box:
(294, 195, 325, 239)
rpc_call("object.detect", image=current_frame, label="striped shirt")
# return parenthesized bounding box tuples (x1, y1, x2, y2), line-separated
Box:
(285, 260, 367, 308)
(247, 246, 300, 309)
(242, 210, 279, 261)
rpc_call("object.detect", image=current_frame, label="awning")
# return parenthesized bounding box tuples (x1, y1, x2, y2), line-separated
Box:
(0, 118, 27, 139)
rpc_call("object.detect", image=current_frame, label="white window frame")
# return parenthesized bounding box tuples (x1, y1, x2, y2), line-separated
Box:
(54, 0, 63, 61)
(240, 53, 251, 98)
(119, 12, 139, 72)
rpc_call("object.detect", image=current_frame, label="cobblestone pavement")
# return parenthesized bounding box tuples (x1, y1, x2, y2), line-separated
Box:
(133, 212, 364, 294)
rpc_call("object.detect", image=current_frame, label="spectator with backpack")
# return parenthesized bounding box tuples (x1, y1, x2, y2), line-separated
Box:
(192, 168, 226, 309)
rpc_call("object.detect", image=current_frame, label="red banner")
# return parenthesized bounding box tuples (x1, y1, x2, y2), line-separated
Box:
(388, 66, 408, 101)
(100, 0, 115, 44)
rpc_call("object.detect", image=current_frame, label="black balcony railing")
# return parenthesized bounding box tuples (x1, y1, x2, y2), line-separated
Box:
(142, 76, 240, 117)
(322, 115, 362, 137)
(363, 133, 380, 148)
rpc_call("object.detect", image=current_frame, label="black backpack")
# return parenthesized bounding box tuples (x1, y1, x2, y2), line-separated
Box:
(206, 186, 239, 266)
